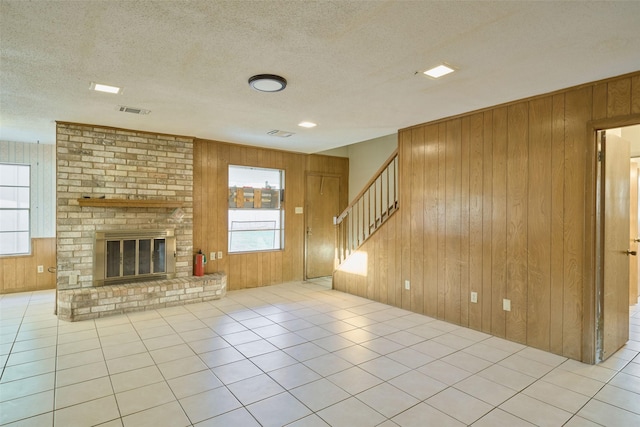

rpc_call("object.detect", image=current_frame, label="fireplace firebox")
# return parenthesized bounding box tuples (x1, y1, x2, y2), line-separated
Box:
(94, 230, 176, 286)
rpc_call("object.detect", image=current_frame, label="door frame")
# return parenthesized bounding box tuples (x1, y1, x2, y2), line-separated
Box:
(303, 172, 343, 280)
(585, 114, 640, 364)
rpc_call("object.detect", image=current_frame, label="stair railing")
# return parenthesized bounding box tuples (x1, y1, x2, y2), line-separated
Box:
(335, 149, 399, 265)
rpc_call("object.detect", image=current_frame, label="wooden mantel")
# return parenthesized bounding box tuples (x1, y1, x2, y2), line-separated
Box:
(77, 198, 182, 208)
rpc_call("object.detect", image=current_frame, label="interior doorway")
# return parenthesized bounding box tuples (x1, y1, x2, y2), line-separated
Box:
(305, 173, 341, 279)
(596, 124, 640, 363)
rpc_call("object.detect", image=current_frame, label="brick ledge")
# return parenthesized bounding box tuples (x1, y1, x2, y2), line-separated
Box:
(57, 273, 226, 322)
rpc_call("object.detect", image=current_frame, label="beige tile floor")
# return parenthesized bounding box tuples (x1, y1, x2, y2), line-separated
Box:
(1, 278, 639, 426)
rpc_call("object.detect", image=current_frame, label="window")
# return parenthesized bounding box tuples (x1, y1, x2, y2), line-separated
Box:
(228, 165, 284, 253)
(0, 163, 30, 256)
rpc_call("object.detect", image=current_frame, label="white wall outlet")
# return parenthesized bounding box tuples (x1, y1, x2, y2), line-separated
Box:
(210, 252, 215, 261)
(37, 265, 44, 273)
(295, 207, 303, 214)
(470, 291, 478, 303)
(404, 280, 410, 290)
(69, 274, 78, 285)
(217, 251, 223, 259)
(503, 298, 511, 311)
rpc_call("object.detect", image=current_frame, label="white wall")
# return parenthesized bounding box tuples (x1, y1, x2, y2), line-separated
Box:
(318, 133, 397, 202)
(0, 141, 56, 237)
(624, 125, 640, 157)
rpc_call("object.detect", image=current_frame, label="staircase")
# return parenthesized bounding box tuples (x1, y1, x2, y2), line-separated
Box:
(335, 149, 399, 265)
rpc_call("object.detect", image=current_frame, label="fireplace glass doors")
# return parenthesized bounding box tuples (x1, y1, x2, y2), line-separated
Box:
(94, 230, 176, 286)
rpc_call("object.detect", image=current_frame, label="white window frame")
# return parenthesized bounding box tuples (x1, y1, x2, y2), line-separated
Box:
(0, 162, 31, 256)
(228, 165, 285, 253)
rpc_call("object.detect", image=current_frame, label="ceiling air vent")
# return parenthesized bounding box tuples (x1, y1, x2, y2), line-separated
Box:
(117, 105, 151, 115)
(267, 130, 294, 138)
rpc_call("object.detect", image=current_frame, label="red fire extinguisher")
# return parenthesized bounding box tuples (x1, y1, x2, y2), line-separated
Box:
(194, 250, 207, 276)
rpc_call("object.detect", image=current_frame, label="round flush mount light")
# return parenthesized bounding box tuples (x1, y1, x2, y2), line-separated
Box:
(248, 74, 287, 92)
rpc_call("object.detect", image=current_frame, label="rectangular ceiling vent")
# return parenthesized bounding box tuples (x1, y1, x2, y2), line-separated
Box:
(267, 129, 294, 138)
(118, 105, 151, 115)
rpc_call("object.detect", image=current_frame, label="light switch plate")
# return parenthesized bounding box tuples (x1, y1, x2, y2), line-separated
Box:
(217, 251, 223, 259)
(503, 298, 511, 311)
(37, 265, 44, 273)
(470, 291, 478, 303)
(210, 252, 215, 261)
(404, 280, 410, 290)
(295, 207, 303, 214)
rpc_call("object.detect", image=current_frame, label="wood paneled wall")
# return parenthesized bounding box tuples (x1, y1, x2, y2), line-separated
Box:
(193, 139, 348, 291)
(335, 71, 640, 361)
(0, 238, 57, 293)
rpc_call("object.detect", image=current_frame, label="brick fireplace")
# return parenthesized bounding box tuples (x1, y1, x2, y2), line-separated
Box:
(54, 123, 226, 320)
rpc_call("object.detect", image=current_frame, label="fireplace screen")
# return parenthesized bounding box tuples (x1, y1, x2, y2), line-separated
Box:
(94, 230, 176, 286)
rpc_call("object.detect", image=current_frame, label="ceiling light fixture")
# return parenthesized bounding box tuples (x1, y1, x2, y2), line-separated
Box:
(423, 64, 455, 79)
(90, 82, 122, 94)
(298, 121, 317, 128)
(248, 74, 287, 92)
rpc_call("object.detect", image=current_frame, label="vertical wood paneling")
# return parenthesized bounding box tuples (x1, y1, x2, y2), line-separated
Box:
(423, 125, 439, 318)
(192, 141, 204, 263)
(632, 75, 640, 114)
(193, 140, 348, 291)
(506, 102, 529, 344)
(491, 107, 508, 338)
(333, 71, 640, 361)
(481, 111, 494, 333)
(400, 130, 412, 310)
(410, 127, 424, 313)
(550, 94, 566, 355)
(460, 117, 471, 327)
(468, 113, 484, 330)
(217, 144, 230, 276)
(592, 83, 608, 120)
(527, 97, 553, 351)
(367, 233, 376, 299)
(206, 142, 218, 272)
(0, 238, 56, 293)
(377, 217, 388, 304)
(392, 212, 402, 307)
(563, 86, 592, 360)
(286, 156, 304, 283)
(445, 119, 462, 324)
(607, 79, 632, 117)
(437, 123, 447, 318)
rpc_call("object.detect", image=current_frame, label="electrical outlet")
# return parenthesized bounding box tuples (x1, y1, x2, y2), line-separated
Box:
(210, 252, 216, 261)
(217, 251, 223, 259)
(470, 291, 478, 303)
(404, 280, 410, 290)
(37, 265, 44, 273)
(503, 298, 511, 311)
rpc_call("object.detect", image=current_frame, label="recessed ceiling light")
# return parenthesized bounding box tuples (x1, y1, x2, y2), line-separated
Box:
(90, 82, 122, 94)
(249, 74, 287, 92)
(423, 64, 455, 79)
(298, 121, 317, 128)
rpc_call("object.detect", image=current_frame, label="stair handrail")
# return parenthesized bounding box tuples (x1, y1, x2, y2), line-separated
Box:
(336, 149, 398, 223)
(335, 149, 399, 265)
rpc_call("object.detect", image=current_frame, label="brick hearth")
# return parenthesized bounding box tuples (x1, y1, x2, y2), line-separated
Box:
(57, 273, 226, 321)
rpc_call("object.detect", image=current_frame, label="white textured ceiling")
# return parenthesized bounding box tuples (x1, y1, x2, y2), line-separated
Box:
(1, 1, 640, 154)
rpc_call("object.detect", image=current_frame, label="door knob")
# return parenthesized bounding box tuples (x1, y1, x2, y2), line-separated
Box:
(626, 250, 637, 256)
